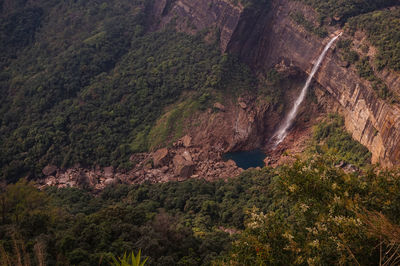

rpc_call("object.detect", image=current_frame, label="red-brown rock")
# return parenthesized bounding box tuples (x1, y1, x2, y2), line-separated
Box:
(153, 148, 169, 167)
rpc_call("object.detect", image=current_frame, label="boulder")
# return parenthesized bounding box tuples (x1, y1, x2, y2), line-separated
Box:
(182, 150, 192, 162)
(104, 178, 118, 186)
(226, 159, 237, 168)
(239, 101, 247, 109)
(173, 154, 195, 178)
(103, 166, 114, 178)
(161, 166, 169, 173)
(153, 148, 169, 167)
(181, 135, 192, 147)
(42, 165, 58, 176)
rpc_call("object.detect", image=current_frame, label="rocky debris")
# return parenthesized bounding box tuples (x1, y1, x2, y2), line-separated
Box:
(40, 138, 244, 190)
(153, 148, 169, 167)
(42, 165, 57, 176)
(213, 102, 226, 112)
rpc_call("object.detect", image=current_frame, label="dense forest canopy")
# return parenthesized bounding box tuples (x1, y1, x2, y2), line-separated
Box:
(0, 0, 254, 182)
(297, 0, 399, 22)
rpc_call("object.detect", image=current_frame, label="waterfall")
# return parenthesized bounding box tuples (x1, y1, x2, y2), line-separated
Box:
(272, 33, 342, 147)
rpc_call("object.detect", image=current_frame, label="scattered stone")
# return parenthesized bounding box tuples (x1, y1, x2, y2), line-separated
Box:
(181, 135, 192, 147)
(42, 165, 58, 176)
(213, 102, 226, 111)
(239, 101, 247, 109)
(153, 148, 169, 167)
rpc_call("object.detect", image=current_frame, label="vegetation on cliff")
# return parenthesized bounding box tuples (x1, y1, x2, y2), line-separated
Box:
(347, 8, 400, 72)
(296, 0, 399, 22)
(0, 0, 255, 182)
(295, 0, 400, 73)
(311, 114, 371, 167)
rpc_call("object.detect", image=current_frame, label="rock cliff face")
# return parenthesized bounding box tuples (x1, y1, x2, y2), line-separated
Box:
(154, 0, 400, 166)
(150, 0, 243, 51)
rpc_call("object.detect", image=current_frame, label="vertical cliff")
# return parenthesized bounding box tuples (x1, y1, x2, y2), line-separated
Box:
(152, 0, 400, 166)
(226, 0, 400, 166)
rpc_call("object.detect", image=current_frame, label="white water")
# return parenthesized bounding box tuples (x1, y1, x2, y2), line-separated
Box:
(272, 33, 342, 147)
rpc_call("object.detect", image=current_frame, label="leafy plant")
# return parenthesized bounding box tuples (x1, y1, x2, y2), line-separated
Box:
(110, 251, 148, 266)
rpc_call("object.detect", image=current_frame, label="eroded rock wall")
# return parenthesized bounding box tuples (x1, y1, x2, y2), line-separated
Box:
(150, 0, 243, 51)
(226, 0, 400, 166)
(153, 0, 400, 166)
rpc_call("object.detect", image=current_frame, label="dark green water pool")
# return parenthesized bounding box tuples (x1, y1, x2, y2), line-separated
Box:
(223, 149, 266, 170)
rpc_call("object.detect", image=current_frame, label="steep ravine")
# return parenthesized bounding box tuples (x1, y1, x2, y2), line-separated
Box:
(154, 0, 400, 166)
(40, 0, 400, 188)
(232, 0, 400, 166)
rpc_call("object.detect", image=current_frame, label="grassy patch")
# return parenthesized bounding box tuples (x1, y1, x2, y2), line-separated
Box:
(148, 98, 202, 150)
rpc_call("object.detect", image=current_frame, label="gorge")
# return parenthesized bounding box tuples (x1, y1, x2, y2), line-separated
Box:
(151, 0, 400, 167)
(2, 0, 400, 265)
(34, 0, 400, 188)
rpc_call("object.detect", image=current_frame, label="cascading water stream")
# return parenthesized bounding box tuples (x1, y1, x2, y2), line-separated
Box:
(272, 33, 342, 147)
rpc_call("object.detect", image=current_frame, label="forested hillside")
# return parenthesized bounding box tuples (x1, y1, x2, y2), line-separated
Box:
(0, 0, 254, 182)
(2, 0, 400, 265)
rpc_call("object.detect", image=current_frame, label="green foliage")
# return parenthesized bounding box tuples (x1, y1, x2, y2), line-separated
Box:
(355, 57, 392, 100)
(148, 99, 201, 150)
(0, 170, 273, 265)
(110, 251, 148, 266)
(230, 0, 270, 8)
(3, 156, 400, 265)
(223, 157, 400, 265)
(291, 11, 327, 38)
(348, 8, 400, 72)
(311, 114, 371, 167)
(0, 7, 43, 67)
(296, 0, 400, 73)
(295, 0, 399, 22)
(336, 39, 359, 65)
(0, 0, 255, 182)
(258, 68, 285, 107)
